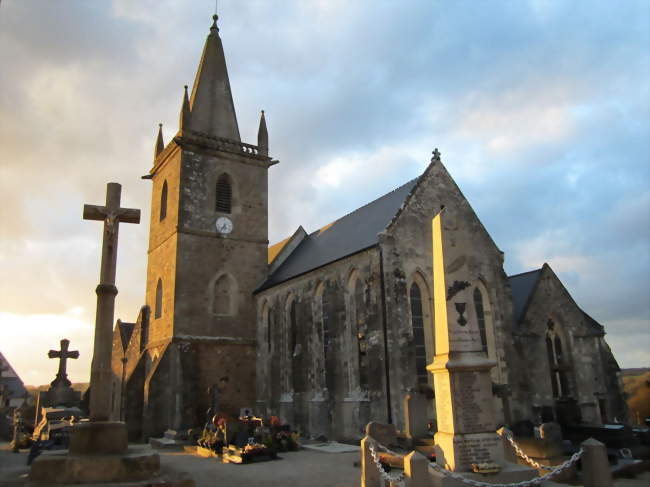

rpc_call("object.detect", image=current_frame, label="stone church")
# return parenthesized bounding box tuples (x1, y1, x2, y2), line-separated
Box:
(110, 15, 626, 442)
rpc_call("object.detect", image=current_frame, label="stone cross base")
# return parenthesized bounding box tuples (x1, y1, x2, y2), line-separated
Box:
(29, 445, 160, 484)
(429, 462, 537, 487)
(69, 421, 128, 454)
(29, 422, 196, 485)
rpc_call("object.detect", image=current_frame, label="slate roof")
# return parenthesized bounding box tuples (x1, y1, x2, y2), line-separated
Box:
(258, 178, 419, 291)
(508, 267, 606, 334)
(0, 351, 28, 399)
(581, 311, 605, 335)
(508, 268, 542, 323)
(2, 376, 28, 398)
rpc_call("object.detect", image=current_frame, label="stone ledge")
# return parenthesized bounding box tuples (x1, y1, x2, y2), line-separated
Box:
(149, 437, 189, 450)
(29, 446, 160, 485)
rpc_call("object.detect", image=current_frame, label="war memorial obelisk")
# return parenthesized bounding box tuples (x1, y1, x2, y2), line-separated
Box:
(427, 208, 536, 486)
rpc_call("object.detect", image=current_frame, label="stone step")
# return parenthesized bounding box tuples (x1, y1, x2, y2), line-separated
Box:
(149, 437, 189, 450)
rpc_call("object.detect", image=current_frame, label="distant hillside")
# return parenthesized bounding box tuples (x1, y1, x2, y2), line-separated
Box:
(620, 367, 650, 377)
(621, 368, 650, 425)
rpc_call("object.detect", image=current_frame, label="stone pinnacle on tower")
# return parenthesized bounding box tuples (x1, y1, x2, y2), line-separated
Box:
(154, 123, 164, 158)
(258, 110, 268, 156)
(179, 85, 191, 134)
(187, 14, 240, 141)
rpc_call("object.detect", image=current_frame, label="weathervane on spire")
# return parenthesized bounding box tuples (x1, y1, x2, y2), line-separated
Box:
(211, 0, 219, 32)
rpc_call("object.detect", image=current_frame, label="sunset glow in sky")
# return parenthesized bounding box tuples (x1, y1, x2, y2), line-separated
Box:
(1, 1, 648, 386)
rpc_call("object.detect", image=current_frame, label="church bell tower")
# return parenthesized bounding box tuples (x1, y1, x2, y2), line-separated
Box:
(142, 14, 276, 437)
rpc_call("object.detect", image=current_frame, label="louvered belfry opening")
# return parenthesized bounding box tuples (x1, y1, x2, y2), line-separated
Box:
(216, 175, 232, 213)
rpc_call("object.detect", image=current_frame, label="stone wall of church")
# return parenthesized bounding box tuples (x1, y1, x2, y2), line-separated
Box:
(146, 235, 178, 343)
(255, 247, 389, 442)
(379, 158, 515, 431)
(509, 268, 625, 426)
(146, 147, 182, 343)
(170, 147, 267, 340)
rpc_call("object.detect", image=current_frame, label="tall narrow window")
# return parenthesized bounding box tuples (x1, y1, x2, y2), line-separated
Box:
(322, 287, 331, 360)
(546, 336, 559, 397)
(216, 175, 232, 213)
(289, 300, 297, 355)
(355, 279, 368, 389)
(289, 299, 304, 393)
(410, 283, 428, 385)
(554, 336, 570, 396)
(473, 287, 488, 353)
(265, 306, 272, 352)
(160, 180, 168, 221)
(213, 275, 232, 315)
(154, 279, 163, 319)
(546, 320, 571, 398)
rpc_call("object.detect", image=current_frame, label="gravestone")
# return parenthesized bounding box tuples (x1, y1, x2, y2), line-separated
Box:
(404, 392, 429, 441)
(539, 422, 562, 443)
(366, 421, 398, 447)
(427, 208, 536, 486)
(36, 339, 81, 416)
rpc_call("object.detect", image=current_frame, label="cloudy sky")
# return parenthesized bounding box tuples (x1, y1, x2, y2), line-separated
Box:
(1, 0, 648, 386)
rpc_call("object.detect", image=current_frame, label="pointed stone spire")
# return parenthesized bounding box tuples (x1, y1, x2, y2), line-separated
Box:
(187, 14, 240, 141)
(155, 124, 164, 158)
(179, 85, 191, 134)
(257, 110, 268, 156)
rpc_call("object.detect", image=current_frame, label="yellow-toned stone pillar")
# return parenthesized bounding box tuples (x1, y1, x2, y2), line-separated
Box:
(428, 211, 502, 471)
(427, 210, 536, 487)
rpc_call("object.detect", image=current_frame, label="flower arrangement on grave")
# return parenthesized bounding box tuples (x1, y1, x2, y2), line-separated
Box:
(274, 426, 299, 452)
(197, 414, 227, 452)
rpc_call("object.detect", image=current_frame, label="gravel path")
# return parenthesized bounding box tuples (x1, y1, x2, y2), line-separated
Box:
(0, 442, 360, 487)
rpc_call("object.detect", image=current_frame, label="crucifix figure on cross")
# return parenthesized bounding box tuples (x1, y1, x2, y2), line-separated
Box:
(48, 338, 79, 388)
(83, 182, 140, 422)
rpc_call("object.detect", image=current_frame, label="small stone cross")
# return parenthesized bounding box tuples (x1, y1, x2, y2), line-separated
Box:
(48, 338, 79, 387)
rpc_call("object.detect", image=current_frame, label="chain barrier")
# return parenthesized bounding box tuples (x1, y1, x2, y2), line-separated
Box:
(366, 431, 584, 487)
(501, 429, 552, 471)
(429, 448, 582, 487)
(367, 438, 406, 486)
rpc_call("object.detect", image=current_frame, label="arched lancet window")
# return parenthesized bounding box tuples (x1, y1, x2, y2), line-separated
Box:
(289, 300, 297, 354)
(354, 278, 368, 390)
(545, 336, 558, 397)
(261, 302, 271, 353)
(410, 282, 428, 385)
(154, 279, 163, 319)
(160, 180, 168, 221)
(215, 174, 232, 213)
(546, 320, 571, 398)
(286, 297, 304, 393)
(213, 275, 232, 315)
(473, 287, 488, 354)
(322, 286, 331, 360)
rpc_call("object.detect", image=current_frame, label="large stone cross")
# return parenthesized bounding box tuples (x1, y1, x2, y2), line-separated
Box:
(83, 183, 141, 287)
(83, 183, 140, 421)
(48, 338, 79, 387)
